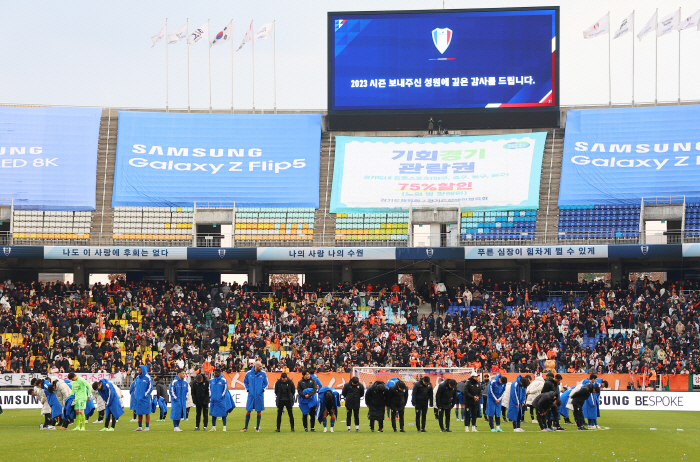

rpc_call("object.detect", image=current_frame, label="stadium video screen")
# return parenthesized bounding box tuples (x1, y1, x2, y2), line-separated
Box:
(327, 8, 559, 130)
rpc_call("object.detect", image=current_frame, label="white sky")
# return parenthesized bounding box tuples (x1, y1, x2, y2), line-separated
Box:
(1, 0, 699, 110)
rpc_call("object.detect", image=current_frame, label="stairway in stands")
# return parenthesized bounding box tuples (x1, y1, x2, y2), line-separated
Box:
(535, 129, 565, 244)
(90, 109, 117, 246)
(314, 130, 336, 246)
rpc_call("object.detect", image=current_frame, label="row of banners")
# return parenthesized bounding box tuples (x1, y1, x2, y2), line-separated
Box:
(2, 243, 700, 260)
(4, 105, 700, 211)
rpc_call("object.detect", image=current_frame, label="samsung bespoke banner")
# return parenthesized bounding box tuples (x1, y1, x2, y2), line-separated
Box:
(560, 105, 700, 206)
(0, 106, 101, 210)
(329, 133, 546, 213)
(112, 112, 322, 208)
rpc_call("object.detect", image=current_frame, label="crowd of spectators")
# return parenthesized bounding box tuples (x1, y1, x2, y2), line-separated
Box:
(0, 276, 698, 382)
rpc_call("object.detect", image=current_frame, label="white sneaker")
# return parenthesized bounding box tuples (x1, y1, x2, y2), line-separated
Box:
(330, 428, 334, 433)
(143, 428, 150, 432)
(45, 425, 55, 430)
(210, 427, 216, 432)
(514, 428, 525, 432)
(40, 425, 44, 430)
(130, 419, 138, 422)
(532, 420, 538, 424)
(465, 426, 470, 432)
(174, 427, 183, 432)
(222, 426, 227, 432)
(324, 427, 328, 433)
(94, 420, 103, 424)
(133, 428, 143, 432)
(472, 426, 479, 432)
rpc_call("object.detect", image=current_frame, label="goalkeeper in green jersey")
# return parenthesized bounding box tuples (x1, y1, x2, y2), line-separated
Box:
(68, 373, 92, 431)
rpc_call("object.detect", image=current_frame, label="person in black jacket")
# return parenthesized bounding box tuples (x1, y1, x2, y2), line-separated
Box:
(541, 373, 563, 430)
(532, 391, 559, 431)
(155, 378, 169, 421)
(411, 376, 433, 432)
(191, 374, 210, 431)
(462, 372, 481, 432)
(274, 373, 296, 432)
(387, 380, 409, 432)
(365, 381, 387, 432)
(480, 374, 490, 421)
(297, 371, 318, 432)
(435, 379, 457, 432)
(341, 376, 365, 432)
(570, 383, 597, 431)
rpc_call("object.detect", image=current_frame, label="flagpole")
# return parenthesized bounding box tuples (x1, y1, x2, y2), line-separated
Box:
(166, 18, 169, 112)
(608, 11, 612, 107)
(273, 20, 277, 114)
(208, 19, 212, 113)
(654, 9, 658, 106)
(252, 20, 255, 114)
(678, 7, 681, 105)
(235, 19, 238, 114)
(631, 11, 635, 107)
(187, 18, 191, 113)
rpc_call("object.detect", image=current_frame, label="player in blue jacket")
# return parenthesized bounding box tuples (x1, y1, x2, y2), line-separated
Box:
(92, 379, 124, 431)
(242, 361, 268, 432)
(558, 386, 574, 424)
(316, 386, 340, 432)
(506, 375, 529, 432)
(130, 365, 153, 431)
(169, 369, 189, 432)
(210, 368, 235, 432)
(485, 374, 508, 432)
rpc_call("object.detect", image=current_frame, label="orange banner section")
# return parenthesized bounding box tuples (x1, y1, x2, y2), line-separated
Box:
(221, 371, 674, 391)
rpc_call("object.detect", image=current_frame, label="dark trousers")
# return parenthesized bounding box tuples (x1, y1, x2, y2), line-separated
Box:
(548, 405, 560, 428)
(104, 414, 117, 428)
(536, 411, 548, 429)
(438, 408, 451, 431)
(346, 408, 359, 427)
(302, 408, 316, 429)
(464, 402, 479, 427)
(369, 417, 383, 431)
(390, 409, 405, 431)
(571, 398, 586, 427)
(415, 406, 428, 430)
(276, 402, 294, 430)
(482, 396, 488, 418)
(97, 410, 104, 421)
(195, 405, 208, 428)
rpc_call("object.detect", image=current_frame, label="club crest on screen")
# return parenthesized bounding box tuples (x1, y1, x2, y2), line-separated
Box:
(432, 28, 452, 54)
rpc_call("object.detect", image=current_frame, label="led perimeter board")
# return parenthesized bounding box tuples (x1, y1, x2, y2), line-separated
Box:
(327, 7, 560, 131)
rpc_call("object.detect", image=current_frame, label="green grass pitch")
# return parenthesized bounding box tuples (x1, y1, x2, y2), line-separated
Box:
(1, 409, 698, 461)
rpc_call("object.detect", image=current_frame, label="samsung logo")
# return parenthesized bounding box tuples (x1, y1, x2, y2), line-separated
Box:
(504, 142, 530, 149)
(574, 142, 700, 153)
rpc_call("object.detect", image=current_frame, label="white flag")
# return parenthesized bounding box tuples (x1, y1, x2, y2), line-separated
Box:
(151, 25, 167, 47)
(168, 24, 188, 44)
(255, 22, 274, 41)
(637, 11, 657, 41)
(677, 9, 700, 31)
(211, 20, 233, 47)
(188, 22, 209, 45)
(613, 13, 633, 39)
(583, 14, 609, 39)
(237, 21, 253, 51)
(657, 9, 680, 37)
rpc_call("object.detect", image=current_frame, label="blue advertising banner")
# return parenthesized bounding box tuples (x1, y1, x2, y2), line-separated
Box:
(112, 112, 322, 208)
(187, 248, 257, 261)
(0, 107, 101, 210)
(330, 9, 557, 110)
(559, 105, 700, 206)
(330, 133, 546, 212)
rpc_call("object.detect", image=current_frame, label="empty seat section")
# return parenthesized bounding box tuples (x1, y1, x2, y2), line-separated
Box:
(112, 206, 194, 242)
(460, 210, 536, 242)
(234, 207, 315, 243)
(335, 212, 409, 243)
(557, 204, 640, 240)
(12, 210, 91, 242)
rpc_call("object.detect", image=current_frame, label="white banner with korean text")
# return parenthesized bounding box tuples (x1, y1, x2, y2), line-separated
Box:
(464, 245, 608, 259)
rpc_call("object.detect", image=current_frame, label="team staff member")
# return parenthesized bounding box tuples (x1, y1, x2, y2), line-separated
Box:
(191, 374, 210, 431)
(480, 374, 490, 421)
(532, 391, 559, 432)
(365, 381, 387, 432)
(274, 373, 296, 432)
(541, 373, 563, 430)
(387, 380, 409, 432)
(569, 382, 597, 430)
(435, 379, 457, 432)
(341, 376, 364, 433)
(92, 379, 125, 431)
(462, 372, 481, 432)
(411, 376, 433, 433)
(298, 370, 319, 432)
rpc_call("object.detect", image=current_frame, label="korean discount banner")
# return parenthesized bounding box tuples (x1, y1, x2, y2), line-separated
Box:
(329, 133, 546, 212)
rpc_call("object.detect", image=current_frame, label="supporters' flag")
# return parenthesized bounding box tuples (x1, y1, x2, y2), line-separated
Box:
(237, 21, 253, 51)
(151, 25, 167, 47)
(613, 13, 633, 39)
(677, 9, 700, 31)
(168, 24, 188, 44)
(657, 9, 680, 37)
(211, 20, 233, 47)
(583, 13, 609, 39)
(255, 22, 274, 41)
(188, 22, 209, 45)
(637, 11, 657, 41)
